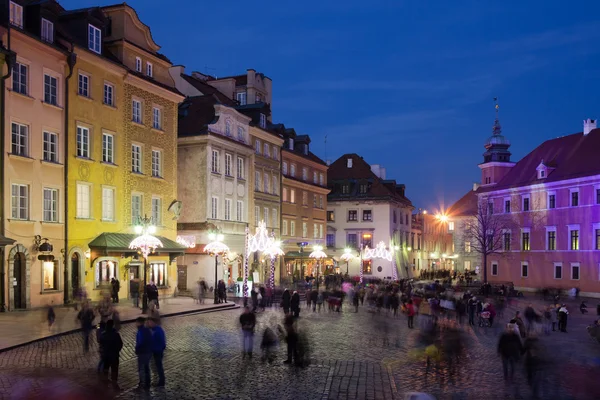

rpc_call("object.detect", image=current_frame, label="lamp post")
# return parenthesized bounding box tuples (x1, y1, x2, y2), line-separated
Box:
(297, 241, 308, 285)
(309, 245, 327, 291)
(129, 215, 162, 314)
(203, 233, 229, 304)
(340, 248, 354, 276)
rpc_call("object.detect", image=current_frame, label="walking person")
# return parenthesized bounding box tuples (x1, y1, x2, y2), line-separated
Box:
(281, 289, 291, 315)
(251, 287, 258, 313)
(149, 317, 166, 387)
(558, 304, 569, 332)
(317, 291, 324, 313)
(311, 290, 318, 312)
(467, 297, 476, 326)
(497, 322, 522, 382)
(406, 299, 416, 329)
(281, 315, 299, 365)
(96, 321, 106, 373)
(239, 306, 256, 358)
(111, 278, 120, 304)
(77, 301, 95, 353)
(99, 319, 123, 390)
(135, 317, 153, 391)
(522, 333, 546, 398)
(130, 278, 140, 308)
(47, 303, 56, 330)
(291, 291, 301, 318)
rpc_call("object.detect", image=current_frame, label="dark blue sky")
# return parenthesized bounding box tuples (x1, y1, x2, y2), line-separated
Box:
(63, 0, 600, 211)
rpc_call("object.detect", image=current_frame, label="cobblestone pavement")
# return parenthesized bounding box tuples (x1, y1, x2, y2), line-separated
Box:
(0, 301, 599, 400)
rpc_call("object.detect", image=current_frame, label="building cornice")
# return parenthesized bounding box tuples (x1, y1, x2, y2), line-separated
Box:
(11, 29, 67, 60)
(478, 174, 600, 197)
(478, 161, 516, 169)
(282, 177, 330, 195)
(178, 134, 254, 155)
(125, 74, 184, 103)
(282, 150, 328, 170)
(249, 126, 284, 146)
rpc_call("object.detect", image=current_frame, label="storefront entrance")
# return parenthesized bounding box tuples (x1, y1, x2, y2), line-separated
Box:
(13, 252, 25, 309)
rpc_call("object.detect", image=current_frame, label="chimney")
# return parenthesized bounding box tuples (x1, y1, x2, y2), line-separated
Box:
(326, 160, 331, 166)
(473, 182, 480, 191)
(370, 164, 386, 179)
(583, 118, 597, 135)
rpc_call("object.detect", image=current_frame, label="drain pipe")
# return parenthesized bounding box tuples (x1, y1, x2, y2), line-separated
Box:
(63, 46, 77, 305)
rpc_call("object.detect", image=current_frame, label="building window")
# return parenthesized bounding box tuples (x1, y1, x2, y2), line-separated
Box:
(313, 194, 317, 208)
(548, 194, 556, 209)
(236, 200, 243, 222)
(223, 153, 232, 177)
(103, 83, 114, 106)
(359, 184, 368, 194)
(313, 171, 318, 184)
(570, 229, 579, 250)
(12, 62, 27, 94)
(237, 157, 244, 179)
(264, 173, 269, 193)
(348, 210, 358, 221)
(132, 100, 142, 123)
(326, 211, 334, 222)
(254, 206, 260, 226)
(263, 143, 270, 158)
(41, 18, 54, 43)
(272, 176, 278, 195)
(224, 199, 231, 221)
(320, 173, 324, 186)
(347, 233, 358, 248)
(522, 231, 530, 251)
(88, 24, 101, 53)
(302, 191, 308, 206)
(290, 221, 296, 236)
(290, 189, 296, 204)
(282, 220, 288, 235)
(282, 162, 288, 175)
(43, 261, 59, 290)
(325, 233, 336, 248)
(78, 73, 89, 97)
(319, 196, 323, 209)
(313, 223, 318, 239)
(131, 145, 142, 173)
(152, 107, 161, 130)
(11, 184, 28, 220)
(596, 229, 600, 250)
(150, 263, 166, 286)
(488, 202, 494, 215)
(319, 224, 324, 239)
(362, 260, 372, 275)
(255, 171, 260, 191)
(521, 262, 528, 278)
(44, 74, 58, 105)
(255, 140, 261, 155)
(236, 92, 247, 105)
(43, 131, 58, 163)
(224, 120, 232, 137)
(9, 2, 23, 28)
(237, 127, 245, 143)
(448, 221, 455, 231)
(571, 264, 580, 280)
(302, 222, 307, 238)
(76, 183, 90, 219)
(151, 150, 162, 178)
(208, 197, 217, 220)
(131, 194, 142, 225)
(465, 241, 471, 253)
(491, 263, 498, 276)
(76, 126, 89, 158)
(133, 57, 141, 72)
(504, 200, 511, 213)
(272, 209, 277, 228)
(596, 189, 600, 205)
(102, 133, 114, 164)
(282, 188, 288, 202)
(102, 187, 115, 221)
(522, 196, 530, 212)
(362, 210, 372, 221)
(290, 164, 296, 177)
(263, 207, 269, 226)
(571, 190, 579, 207)
(554, 264, 562, 279)
(146, 62, 153, 77)
(211, 150, 219, 173)
(152, 197, 162, 225)
(97, 260, 117, 287)
(11, 122, 28, 157)
(342, 184, 350, 195)
(273, 147, 279, 161)
(41, 188, 58, 222)
(260, 113, 266, 128)
(302, 167, 308, 181)
(547, 230, 556, 251)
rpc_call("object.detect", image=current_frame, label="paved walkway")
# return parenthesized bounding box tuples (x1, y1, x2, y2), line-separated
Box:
(0, 297, 235, 351)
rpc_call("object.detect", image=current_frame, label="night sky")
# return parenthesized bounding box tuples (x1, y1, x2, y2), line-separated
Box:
(62, 0, 600, 211)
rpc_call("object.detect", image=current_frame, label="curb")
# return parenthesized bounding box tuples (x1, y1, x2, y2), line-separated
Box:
(0, 303, 239, 354)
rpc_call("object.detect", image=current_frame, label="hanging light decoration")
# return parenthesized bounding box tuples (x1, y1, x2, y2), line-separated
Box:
(203, 233, 229, 256)
(129, 234, 163, 258)
(247, 221, 275, 254)
(363, 241, 393, 261)
(243, 226, 250, 302)
(264, 237, 284, 289)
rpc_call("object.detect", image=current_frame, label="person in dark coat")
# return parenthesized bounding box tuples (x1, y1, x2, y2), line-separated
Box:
(310, 290, 318, 312)
(77, 301, 95, 353)
(149, 317, 166, 386)
(99, 319, 123, 389)
(291, 291, 301, 318)
(522, 333, 546, 398)
(280, 315, 299, 365)
(111, 278, 120, 303)
(467, 297, 477, 326)
(239, 306, 256, 358)
(497, 323, 523, 382)
(251, 288, 258, 312)
(130, 279, 140, 308)
(135, 317, 153, 390)
(281, 289, 291, 315)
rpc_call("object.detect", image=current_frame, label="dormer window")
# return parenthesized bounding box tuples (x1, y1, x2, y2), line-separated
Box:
(146, 62, 153, 78)
(9, 2, 23, 28)
(41, 19, 54, 43)
(259, 113, 266, 129)
(135, 57, 142, 72)
(88, 24, 102, 54)
(347, 158, 353, 168)
(539, 170, 545, 178)
(303, 144, 308, 155)
(288, 138, 294, 150)
(236, 92, 247, 105)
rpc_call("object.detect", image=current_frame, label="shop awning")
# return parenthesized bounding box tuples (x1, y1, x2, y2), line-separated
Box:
(0, 234, 15, 247)
(89, 233, 187, 256)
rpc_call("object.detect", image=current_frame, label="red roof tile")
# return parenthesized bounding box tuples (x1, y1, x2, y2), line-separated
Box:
(448, 189, 478, 217)
(181, 74, 237, 106)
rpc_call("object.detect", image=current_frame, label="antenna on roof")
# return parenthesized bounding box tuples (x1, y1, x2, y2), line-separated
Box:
(324, 134, 328, 162)
(205, 65, 217, 79)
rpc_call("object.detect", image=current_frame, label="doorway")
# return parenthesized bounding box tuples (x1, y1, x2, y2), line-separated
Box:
(71, 252, 80, 301)
(177, 265, 187, 291)
(13, 252, 25, 309)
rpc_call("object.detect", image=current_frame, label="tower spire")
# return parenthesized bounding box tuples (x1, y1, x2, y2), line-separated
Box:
(492, 97, 501, 136)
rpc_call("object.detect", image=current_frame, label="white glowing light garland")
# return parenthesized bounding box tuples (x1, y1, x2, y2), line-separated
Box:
(129, 234, 163, 258)
(363, 241, 393, 262)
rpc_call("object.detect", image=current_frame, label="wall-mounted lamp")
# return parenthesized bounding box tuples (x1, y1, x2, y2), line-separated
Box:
(85, 249, 91, 259)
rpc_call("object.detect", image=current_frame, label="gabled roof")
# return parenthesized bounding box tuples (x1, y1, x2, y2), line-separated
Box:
(178, 96, 218, 137)
(448, 189, 478, 217)
(181, 74, 236, 106)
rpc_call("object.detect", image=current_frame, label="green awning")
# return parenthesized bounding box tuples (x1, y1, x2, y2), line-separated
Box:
(89, 233, 186, 255)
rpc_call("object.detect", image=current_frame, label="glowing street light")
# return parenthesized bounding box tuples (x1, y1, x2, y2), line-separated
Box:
(264, 240, 284, 289)
(340, 248, 354, 275)
(129, 215, 162, 313)
(309, 245, 327, 290)
(436, 214, 449, 223)
(204, 233, 229, 304)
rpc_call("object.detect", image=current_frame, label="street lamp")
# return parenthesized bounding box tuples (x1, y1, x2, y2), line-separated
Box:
(264, 240, 284, 289)
(203, 233, 229, 304)
(340, 248, 354, 275)
(129, 215, 162, 313)
(309, 245, 327, 291)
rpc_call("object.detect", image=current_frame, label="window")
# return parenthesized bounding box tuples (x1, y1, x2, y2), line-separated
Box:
(132, 100, 142, 123)
(237, 157, 244, 179)
(41, 188, 58, 222)
(78, 73, 89, 97)
(102, 187, 115, 221)
(302, 191, 308, 206)
(131, 194, 142, 225)
(264, 173, 269, 193)
(342, 184, 350, 195)
(43, 131, 58, 162)
(236, 200, 243, 222)
(254, 206, 260, 226)
(263, 143, 270, 158)
(521, 262, 528, 278)
(319, 195, 323, 209)
(290, 189, 296, 204)
(319, 224, 324, 239)
(548, 193, 556, 209)
(12, 62, 27, 94)
(9, 2, 23, 27)
(237, 127, 245, 142)
(88, 24, 101, 53)
(313, 223, 318, 239)
(211, 150, 219, 173)
(11, 184, 28, 220)
(146, 62, 153, 77)
(76, 183, 90, 218)
(348, 210, 358, 221)
(131, 144, 142, 173)
(102, 133, 114, 164)
(597, 189, 600, 205)
(554, 264, 562, 279)
(320, 174, 324, 186)
(11, 122, 28, 156)
(208, 197, 218, 219)
(135, 57, 142, 72)
(224, 154, 232, 176)
(41, 18, 54, 43)
(290, 221, 296, 236)
(260, 113, 266, 128)
(491, 263, 498, 276)
(149, 263, 166, 286)
(302, 168, 308, 181)
(362, 260, 372, 275)
(103, 83, 114, 106)
(225, 120, 231, 137)
(273, 147, 278, 161)
(570, 190, 579, 207)
(76, 126, 89, 158)
(282, 188, 288, 202)
(302, 222, 307, 238)
(363, 210, 372, 221)
(523, 196, 530, 212)
(570, 229, 579, 250)
(255, 171, 260, 191)
(465, 241, 471, 253)
(151, 150, 162, 177)
(313, 194, 317, 208)
(236, 92, 247, 105)
(264, 207, 270, 226)
(44, 74, 58, 105)
(290, 164, 296, 177)
(224, 199, 231, 221)
(521, 231, 530, 251)
(448, 221, 455, 231)
(488, 201, 494, 215)
(313, 171, 318, 184)
(272, 176, 278, 195)
(97, 260, 117, 286)
(359, 184, 368, 194)
(152, 197, 162, 225)
(547, 230, 556, 251)
(540, 170, 545, 178)
(596, 229, 600, 250)
(347, 233, 358, 248)
(504, 200, 511, 213)
(571, 263, 580, 280)
(152, 107, 161, 130)
(255, 140, 261, 154)
(326, 233, 335, 248)
(283, 220, 288, 235)
(272, 209, 277, 228)
(43, 261, 58, 290)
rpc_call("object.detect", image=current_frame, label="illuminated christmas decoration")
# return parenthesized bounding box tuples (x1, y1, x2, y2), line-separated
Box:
(264, 236, 284, 289)
(247, 221, 275, 254)
(243, 227, 249, 302)
(340, 248, 354, 276)
(203, 233, 230, 304)
(309, 245, 327, 290)
(129, 234, 163, 258)
(176, 235, 196, 248)
(363, 241, 393, 261)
